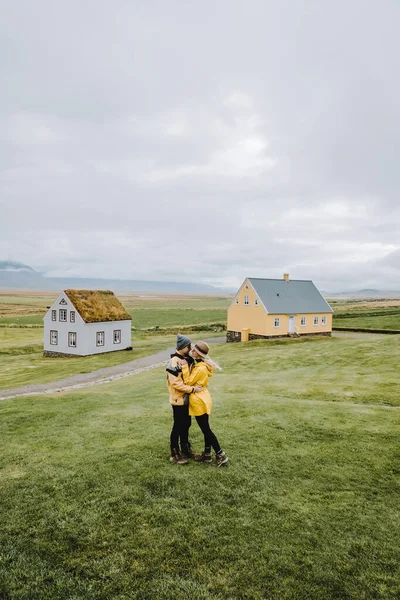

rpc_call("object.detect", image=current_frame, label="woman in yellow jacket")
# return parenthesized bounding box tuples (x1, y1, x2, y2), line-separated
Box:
(181, 341, 229, 467)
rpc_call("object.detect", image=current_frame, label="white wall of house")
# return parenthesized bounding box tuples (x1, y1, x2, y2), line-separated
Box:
(43, 292, 131, 356)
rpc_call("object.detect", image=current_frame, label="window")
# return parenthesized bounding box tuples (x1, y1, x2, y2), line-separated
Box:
(96, 331, 105, 346)
(68, 332, 77, 347)
(59, 309, 67, 322)
(254, 299, 258, 306)
(59, 298, 67, 305)
(274, 317, 280, 328)
(245, 285, 249, 289)
(314, 316, 319, 326)
(51, 310, 56, 321)
(300, 316, 306, 326)
(244, 295, 249, 305)
(50, 330, 58, 345)
(235, 298, 239, 305)
(113, 330, 121, 344)
(70, 311, 75, 323)
(321, 316, 326, 326)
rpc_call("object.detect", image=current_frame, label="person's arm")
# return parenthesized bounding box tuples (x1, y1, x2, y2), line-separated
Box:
(181, 364, 209, 388)
(167, 357, 201, 393)
(167, 371, 196, 393)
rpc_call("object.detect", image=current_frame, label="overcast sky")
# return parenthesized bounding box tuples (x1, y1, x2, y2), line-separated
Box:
(1, 1, 399, 291)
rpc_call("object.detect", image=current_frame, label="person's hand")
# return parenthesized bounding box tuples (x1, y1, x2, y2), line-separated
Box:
(193, 385, 202, 392)
(180, 359, 188, 367)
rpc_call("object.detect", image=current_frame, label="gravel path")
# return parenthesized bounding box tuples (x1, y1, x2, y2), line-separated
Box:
(0, 337, 226, 402)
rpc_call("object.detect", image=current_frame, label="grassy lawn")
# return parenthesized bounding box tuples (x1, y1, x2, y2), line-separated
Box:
(0, 332, 178, 390)
(333, 314, 400, 330)
(0, 329, 223, 391)
(1, 337, 399, 599)
(332, 303, 400, 330)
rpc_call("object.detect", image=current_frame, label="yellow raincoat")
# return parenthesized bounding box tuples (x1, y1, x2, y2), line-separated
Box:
(181, 360, 214, 416)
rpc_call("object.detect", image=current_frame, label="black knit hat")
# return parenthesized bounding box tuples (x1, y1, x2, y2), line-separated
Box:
(176, 333, 192, 350)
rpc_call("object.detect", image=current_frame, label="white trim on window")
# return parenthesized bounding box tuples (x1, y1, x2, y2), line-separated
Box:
(96, 331, 105, 346)
(300, 316, 306, 326)
(68, 332, 77, 347)
(274, 317, 280, 328)
(59, 309, 67, 322)
(244, 295, 249, 305)
(235, 298, 239, 305)
(70, 311, 75, 323)
(321, 316, 326, 325)
(254, 299, 258, 306)
(50, 330, 58, 345)
(59, 298, 67, 305)
(113, 329, 121, 344)
(314, 316, 319, 325)
(51, 310, 56, 321)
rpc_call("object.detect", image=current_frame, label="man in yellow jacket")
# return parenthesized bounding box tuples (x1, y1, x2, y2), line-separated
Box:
(166, 333, 202, 464)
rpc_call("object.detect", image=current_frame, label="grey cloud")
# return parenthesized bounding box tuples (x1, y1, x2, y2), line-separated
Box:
(1, 0, 400, 291)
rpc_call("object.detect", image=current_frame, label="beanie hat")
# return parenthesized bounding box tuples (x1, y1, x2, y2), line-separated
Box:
(176, 333, 192, 351)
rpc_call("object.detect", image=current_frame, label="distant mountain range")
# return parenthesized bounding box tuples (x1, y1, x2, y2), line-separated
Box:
(1, 261, 400, 298)
(0, 261, 232, 294)
(324, 289, 400, 300)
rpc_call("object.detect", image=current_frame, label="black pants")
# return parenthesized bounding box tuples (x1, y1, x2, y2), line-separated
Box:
(170, 404, 191, 450)
(195, 414, 221, 454)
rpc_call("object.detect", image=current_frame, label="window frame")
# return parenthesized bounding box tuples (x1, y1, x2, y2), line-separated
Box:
(254, 299, 258, 306)
(235, 298, 239, 305)
(113, 329, 121, 344)
(68, 332, 77, 347)
(51, 310, 56, 321)
(50, 330, 58, 345)
(244, 295, 249, 306)
(274, 317, 280, 328)
(314, 316, 319, 326)
(321, 316, 326, 326)
(59, 309, 67, 322)
(96, 331, 105, 347)
(70, 311, 75, 323)
(300, 316, 306, 327)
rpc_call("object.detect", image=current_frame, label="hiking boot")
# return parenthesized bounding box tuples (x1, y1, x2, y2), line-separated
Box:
(180, 443, 196, 459)
(193, 452, 212, 464)
(170, 448, 188, 465)
(215, 452, 229, 467)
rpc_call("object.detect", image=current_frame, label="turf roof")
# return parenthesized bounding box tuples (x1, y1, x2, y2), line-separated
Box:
(64, 290, 131, 323)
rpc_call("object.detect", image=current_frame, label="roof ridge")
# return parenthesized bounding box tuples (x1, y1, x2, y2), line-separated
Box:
(248, 277, 313, 282)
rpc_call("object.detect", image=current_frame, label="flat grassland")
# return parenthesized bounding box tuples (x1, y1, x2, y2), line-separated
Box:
(1, 335, 399, 599)
(329, 299, 400, 330)
(0, 293, 229, 390)
(1, 292, 400, 390)
(0, 292, 230, 328)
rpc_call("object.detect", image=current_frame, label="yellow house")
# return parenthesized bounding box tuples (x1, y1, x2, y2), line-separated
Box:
(227, 274, 333, 342)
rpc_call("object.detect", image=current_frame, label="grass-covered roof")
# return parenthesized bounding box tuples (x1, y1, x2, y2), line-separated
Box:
(64, 290, 131, 323)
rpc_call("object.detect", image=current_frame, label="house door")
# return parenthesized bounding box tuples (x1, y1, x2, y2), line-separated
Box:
(288, 316, 295, 333)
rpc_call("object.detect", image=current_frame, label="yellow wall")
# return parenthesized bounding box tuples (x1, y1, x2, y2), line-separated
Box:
(227, 279, 332, 336)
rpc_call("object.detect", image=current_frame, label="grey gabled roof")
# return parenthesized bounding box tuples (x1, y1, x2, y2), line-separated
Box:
(248, 278, 333, 314)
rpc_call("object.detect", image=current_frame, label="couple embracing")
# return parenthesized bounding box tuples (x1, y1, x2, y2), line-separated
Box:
(166, 333, 229, 467)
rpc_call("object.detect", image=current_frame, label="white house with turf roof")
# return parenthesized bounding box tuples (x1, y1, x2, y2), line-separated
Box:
(43, 290, 132, 357)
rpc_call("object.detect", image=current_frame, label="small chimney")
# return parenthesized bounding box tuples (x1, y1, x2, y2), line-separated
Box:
(283, 273, 289, 282)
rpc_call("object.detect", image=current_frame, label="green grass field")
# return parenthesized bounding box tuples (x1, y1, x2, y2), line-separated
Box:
(0, 293, 229, 390)
(2, 293, 400, 332)
(1, 336, 400, 599)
